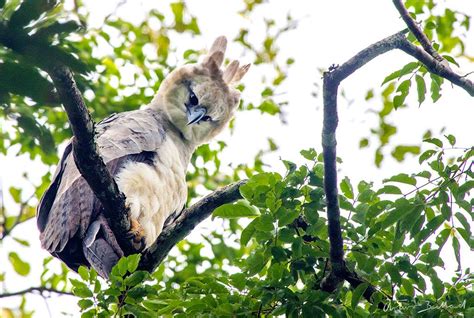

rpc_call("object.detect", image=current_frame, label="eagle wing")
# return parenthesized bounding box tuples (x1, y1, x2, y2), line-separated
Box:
(37, 108, 166, 256)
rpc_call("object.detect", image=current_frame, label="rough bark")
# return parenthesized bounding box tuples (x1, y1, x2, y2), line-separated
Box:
(46, 65, 136, 255)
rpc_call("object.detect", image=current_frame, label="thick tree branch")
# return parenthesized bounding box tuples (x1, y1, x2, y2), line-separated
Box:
(392, 0, 446, 64)
(0, 23, 134, 253)
(139, 180, 246, 272)
(45, 65, 135, 255)
(321, 31, 408, 291)
(0, 287, 73, 298)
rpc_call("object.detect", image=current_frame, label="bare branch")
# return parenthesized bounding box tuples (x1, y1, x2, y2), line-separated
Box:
(319, 4, 473, 303)
(321, 30, 408, 281)
(139, 180, 246, 272)
(0, 287, 73, 298)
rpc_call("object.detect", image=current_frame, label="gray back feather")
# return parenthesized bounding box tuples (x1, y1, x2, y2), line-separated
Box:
(37, 108, 166, 253)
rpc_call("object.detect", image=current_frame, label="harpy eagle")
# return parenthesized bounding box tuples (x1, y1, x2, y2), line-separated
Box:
(36, 37, 250, 278)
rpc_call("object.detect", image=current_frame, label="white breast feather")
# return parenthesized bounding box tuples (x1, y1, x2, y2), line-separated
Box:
(116, 137, 187, 247)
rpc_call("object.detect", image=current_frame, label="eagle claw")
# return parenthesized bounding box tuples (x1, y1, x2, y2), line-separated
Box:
(125, 218, 146, 252)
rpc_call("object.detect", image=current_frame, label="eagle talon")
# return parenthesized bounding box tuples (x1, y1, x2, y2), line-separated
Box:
(125, 218, 146, 252)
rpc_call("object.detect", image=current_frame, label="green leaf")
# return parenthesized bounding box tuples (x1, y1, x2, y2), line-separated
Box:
(425, 21, 437, 29)
(431, 272, 444, 299)
(124, 271, 148, 287)
(415, 75, 426, 105)
(0, 61, 59, 105)
(70, 278, 87, 289)
(455, 212, 471, 233)
(444, 134, 456, 146)
(442, 55, 459, 67)
(8, 252, 30, 276)
(117, 257, 128, 277)
(78, 299, 94, 310)
(246, 252, 266, 275)
(9, 187, 22, 203)
(127, 254, 141, 273)
(457, 180, 474, 198)
(9, 0, 58, 29)
(277, 208, 299, 227)
(415, 214, 444, 244)
(351, 283, 368, 309)
(391, 145, 420, 162)
(271, 246, 287, 262)
(241, 219, 257, 246)
(419, 149, 436, 164)
(385, 263, 402, 284)
(393, 79, 411, 109)
(423, 138, 443, 148)
(452, 236, 461, 271)
(74, 286, 93, 298)
(255, 214, 274, 232)
(430, 73, 442, 102)
(382, 70, 401, 85)
(381, 201, 421, 230)
(213, 201, 259, 219)
(78, 266, 89, 281)
(399, 62, 419, 77)
(300, 148, 317, 161)
(384, 173, 417, 186)
(12, 237, 30, 247)
(340, 177, 354, 199)
(376, 185, 402, 195)
(258, 100, 280, 115)
(229, 273, 247, 290)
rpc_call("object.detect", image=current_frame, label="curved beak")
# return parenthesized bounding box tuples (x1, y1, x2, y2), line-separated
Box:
(186, 105, 207, 125)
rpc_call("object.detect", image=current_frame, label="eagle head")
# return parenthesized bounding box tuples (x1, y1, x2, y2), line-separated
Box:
(150, 36, 250, 145)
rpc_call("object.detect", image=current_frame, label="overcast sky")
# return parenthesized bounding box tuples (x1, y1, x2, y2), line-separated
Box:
(1, 0, 473, 316)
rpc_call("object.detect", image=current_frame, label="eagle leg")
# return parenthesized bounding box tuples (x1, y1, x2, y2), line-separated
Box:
(83, 216, 125, 278)
(125, 218, 146, 252)
(83, 237, 120, 279)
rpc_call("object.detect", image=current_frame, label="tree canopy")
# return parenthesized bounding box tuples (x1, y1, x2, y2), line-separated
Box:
(0, 0, 473, 317)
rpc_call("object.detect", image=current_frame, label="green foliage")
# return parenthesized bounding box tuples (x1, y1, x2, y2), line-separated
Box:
(361, 0, 472, 167)
(68, 146, 473, 316)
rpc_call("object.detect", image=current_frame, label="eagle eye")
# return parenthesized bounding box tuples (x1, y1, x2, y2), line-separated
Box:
(189, 91, 199, 106)
(201, 115, 212, 122)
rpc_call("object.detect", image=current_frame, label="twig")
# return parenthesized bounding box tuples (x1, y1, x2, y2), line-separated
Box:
(0, 287, 73, 298)
(0, 192, 35, 240)
(138, 180, 246, 272)
(392, 0, 446, 65)
(320, 31, 409, 295)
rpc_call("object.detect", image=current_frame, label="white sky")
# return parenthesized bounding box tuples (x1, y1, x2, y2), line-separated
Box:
(0, 0, 473, 316)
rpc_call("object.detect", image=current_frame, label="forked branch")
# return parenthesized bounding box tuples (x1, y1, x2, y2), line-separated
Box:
(320, 1, 473, 306)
